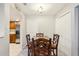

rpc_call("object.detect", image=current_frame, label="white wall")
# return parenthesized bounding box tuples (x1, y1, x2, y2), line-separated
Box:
(10, 4, 25, 55)
(55, 6, 71, 55)
(0, 4, 5, 37)
(0, 4, 10, 56)
(26, 15, 55, 39)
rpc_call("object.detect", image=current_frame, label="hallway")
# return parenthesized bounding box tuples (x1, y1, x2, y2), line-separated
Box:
(10, 44, 67, 56)
(9, 3, 72, 56)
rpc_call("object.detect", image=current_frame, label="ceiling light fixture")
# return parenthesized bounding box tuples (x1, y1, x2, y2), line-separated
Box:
(37, 6, 44, 14)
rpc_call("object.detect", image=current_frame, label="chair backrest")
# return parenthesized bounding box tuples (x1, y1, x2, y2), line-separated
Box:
(26, 34, 30, 45)
(32, 38, 51, 56)
(53, 34, 60, 48)
(36, 33, 44, 37)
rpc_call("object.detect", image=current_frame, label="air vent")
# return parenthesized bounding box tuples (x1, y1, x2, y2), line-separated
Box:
(15, 5, 21, 11)
(23, 3, 27, 6)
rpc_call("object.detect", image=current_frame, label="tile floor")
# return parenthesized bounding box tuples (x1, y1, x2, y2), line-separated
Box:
(10, 44, 66, 56)
(10, 44, 21, 56)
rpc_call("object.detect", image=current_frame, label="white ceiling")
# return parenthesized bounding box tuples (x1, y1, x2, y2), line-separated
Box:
(14, 3, 71, 16)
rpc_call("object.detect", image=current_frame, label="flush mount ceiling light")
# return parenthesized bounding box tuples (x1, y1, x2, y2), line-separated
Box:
(37, 6, 44, 13)
(30, 4, 51, 14)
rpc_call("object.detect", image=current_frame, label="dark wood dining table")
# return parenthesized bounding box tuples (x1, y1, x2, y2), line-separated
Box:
(29, 36, 56, 46)
(27, 37, 56, 56)
(28, 36, 50, 47)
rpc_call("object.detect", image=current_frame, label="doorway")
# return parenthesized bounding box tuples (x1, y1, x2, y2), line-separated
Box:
(71, 4, 79, 56)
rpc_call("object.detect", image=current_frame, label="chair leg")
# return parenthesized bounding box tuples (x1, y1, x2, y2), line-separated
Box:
(56, 48, 58, 56)
(28, 48, 30, 56)
(52, 49, 55, 56)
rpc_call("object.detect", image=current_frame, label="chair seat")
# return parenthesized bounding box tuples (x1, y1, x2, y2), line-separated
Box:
(51, 42, 56, 49)
(34, 48, 50, 56)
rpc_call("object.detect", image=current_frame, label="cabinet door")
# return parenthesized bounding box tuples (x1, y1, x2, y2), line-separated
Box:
(10, 34, 16, 43)
(10, 21, 16, 29)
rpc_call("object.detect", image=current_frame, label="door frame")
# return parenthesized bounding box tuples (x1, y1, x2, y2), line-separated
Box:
(71, 4, 79, 56)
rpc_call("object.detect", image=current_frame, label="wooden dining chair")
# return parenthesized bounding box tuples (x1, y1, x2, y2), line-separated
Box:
(51, 34, 60, 56)
(36, 33, 44, 37)
(31, 38, 52, 56)
(26, 34, 31, 56)
(26, 34, 30, 45)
